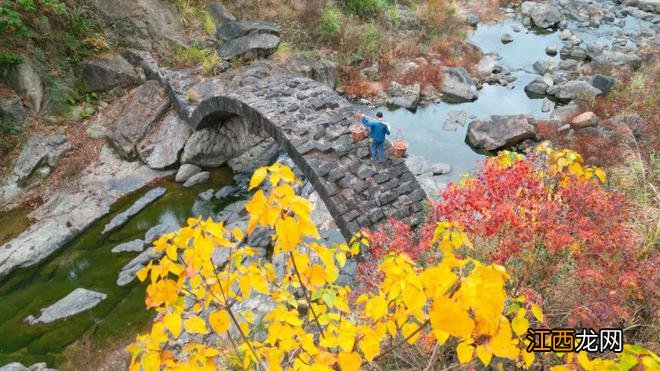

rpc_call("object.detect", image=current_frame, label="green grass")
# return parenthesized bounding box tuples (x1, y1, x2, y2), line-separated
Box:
(343, 0, 389, 17)
(315, 7, 345, 41)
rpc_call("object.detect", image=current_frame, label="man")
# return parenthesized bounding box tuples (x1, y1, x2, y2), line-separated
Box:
(358, 111, 390, 162)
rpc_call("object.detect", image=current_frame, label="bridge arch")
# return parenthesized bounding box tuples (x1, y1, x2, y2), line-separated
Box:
(153, 62, 427, 240)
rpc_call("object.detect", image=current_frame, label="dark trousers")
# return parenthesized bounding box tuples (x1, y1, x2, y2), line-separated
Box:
(371, 141, 385, 162)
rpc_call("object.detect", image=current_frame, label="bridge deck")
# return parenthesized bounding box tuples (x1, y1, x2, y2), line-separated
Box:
(140, 57, 427, 240)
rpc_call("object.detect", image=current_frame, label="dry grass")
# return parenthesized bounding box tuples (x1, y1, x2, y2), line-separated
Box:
(220, 0, 491, 100)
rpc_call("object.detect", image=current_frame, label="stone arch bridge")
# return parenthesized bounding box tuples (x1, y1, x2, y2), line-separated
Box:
(137, 54, 427, 240)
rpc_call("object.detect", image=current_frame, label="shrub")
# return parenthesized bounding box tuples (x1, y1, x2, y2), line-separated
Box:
(345, 22, 382, 64)
(127, 162, 657, 370)
(0, 0, 67, 38)
(0, 51, 22, 68)
(315, 7, 344, 41)
(125, 163, 547, 369)
(343, 0, 388, 18)
(364, 145, 656, 330)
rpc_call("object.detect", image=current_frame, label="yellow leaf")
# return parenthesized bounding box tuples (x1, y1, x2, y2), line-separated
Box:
(165, 244, 178, 261)
(450, 230, 464, 248)
(594, 168, 607, 183)
(232, 227, 244, 241)
(511, 309, 529, 336)
(136, 265, 149, 282)
(557, 157, 568, 170)
(249, 167, 268, 190)
(430, 296, 474, 338)
(433, 329, 449, 345)
(141, 351, 160, 371)
(336, 251, 347, 268)
(164, 311, 182, 338)
(307, 264, 327, 288)
(521, 349, 534, 368)
(457, 341, 474, 364)
(209, 310, 231, 334)
(401, 322, 421, 344)
(337, 351, 362, 371)
(476, 345, 493, 366)
(549, 366, 569, 371)
(184, 315, 208, 334)
(577, 352, 593, 370)
(365, 296, 388, 321)
(531, 304, 544, 323)
(359, 336, 380, 362)
(488, 318, 519, 359)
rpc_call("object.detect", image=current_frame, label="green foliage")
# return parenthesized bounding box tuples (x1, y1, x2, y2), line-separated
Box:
(315, 7, 344, 41)
(0, 0, 67, 37)
(0, 120, 22, 135)
(346, 22, 382, 64)
(343, 0, 388, 17)
(0, 51, 22, 72)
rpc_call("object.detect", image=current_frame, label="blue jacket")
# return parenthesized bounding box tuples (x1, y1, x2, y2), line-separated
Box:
(362, 117, 390, 143)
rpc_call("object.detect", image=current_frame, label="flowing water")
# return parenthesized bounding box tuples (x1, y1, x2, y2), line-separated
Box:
(0, 168, 236, 366)
(364, 18, 563, 183)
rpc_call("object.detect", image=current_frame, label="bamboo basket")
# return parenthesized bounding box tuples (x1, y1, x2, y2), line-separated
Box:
(349, 123, 368, 142)
(390, 140, 408, 158)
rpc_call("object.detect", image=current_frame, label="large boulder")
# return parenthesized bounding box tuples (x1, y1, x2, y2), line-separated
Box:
(24, 288, 107, 325)
(216, 21, 280, 42)
(81, 53, 140, 93)
(208, 2, 236, 27)
(0, 133, 70, 206)
(137, 110, 191, 169)
(521, 1, 562, 29)
(571, 111, 599, 128)
(476, 53, 499, 78)
(89, 0, 183, 49)
(440, 67, 478, 102)
(175, 164, 201, 183)
(4, 61, 42, 113)
(466, 115, 536, 151)
(181, 116, 260, 167)
(106, 81, 170, 159)
(546, 80, 602, 102)
(0, 86, 27, 128)
(388, 83, 421, 110)
(218, 33, 281, 60)
(550, 102, 581, 122)
(592, 50, 642, 69)
(227, 137, 279, 174)
(589, 74, 616, 94)
(286, 57, 338, 89)
(524, 78, 550, 97)
(6, 134, 70, 186)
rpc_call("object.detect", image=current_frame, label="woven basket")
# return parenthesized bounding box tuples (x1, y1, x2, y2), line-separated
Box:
(349, 124, 368, 142)
(390, 140, 408, 158)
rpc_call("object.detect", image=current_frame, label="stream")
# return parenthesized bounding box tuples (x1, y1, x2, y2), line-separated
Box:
(0, 168, 235, 366)
(365, 17, 562, 183)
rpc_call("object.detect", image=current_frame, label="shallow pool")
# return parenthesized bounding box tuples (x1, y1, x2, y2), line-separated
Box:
(0, 168, 235, 367)
(364, 18, 562, 183)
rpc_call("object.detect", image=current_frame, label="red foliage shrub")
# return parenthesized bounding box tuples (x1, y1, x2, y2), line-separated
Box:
(358, 153, 658, 329)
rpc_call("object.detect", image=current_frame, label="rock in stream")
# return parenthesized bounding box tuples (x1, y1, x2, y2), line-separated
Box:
(24, 288, 107, 325)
